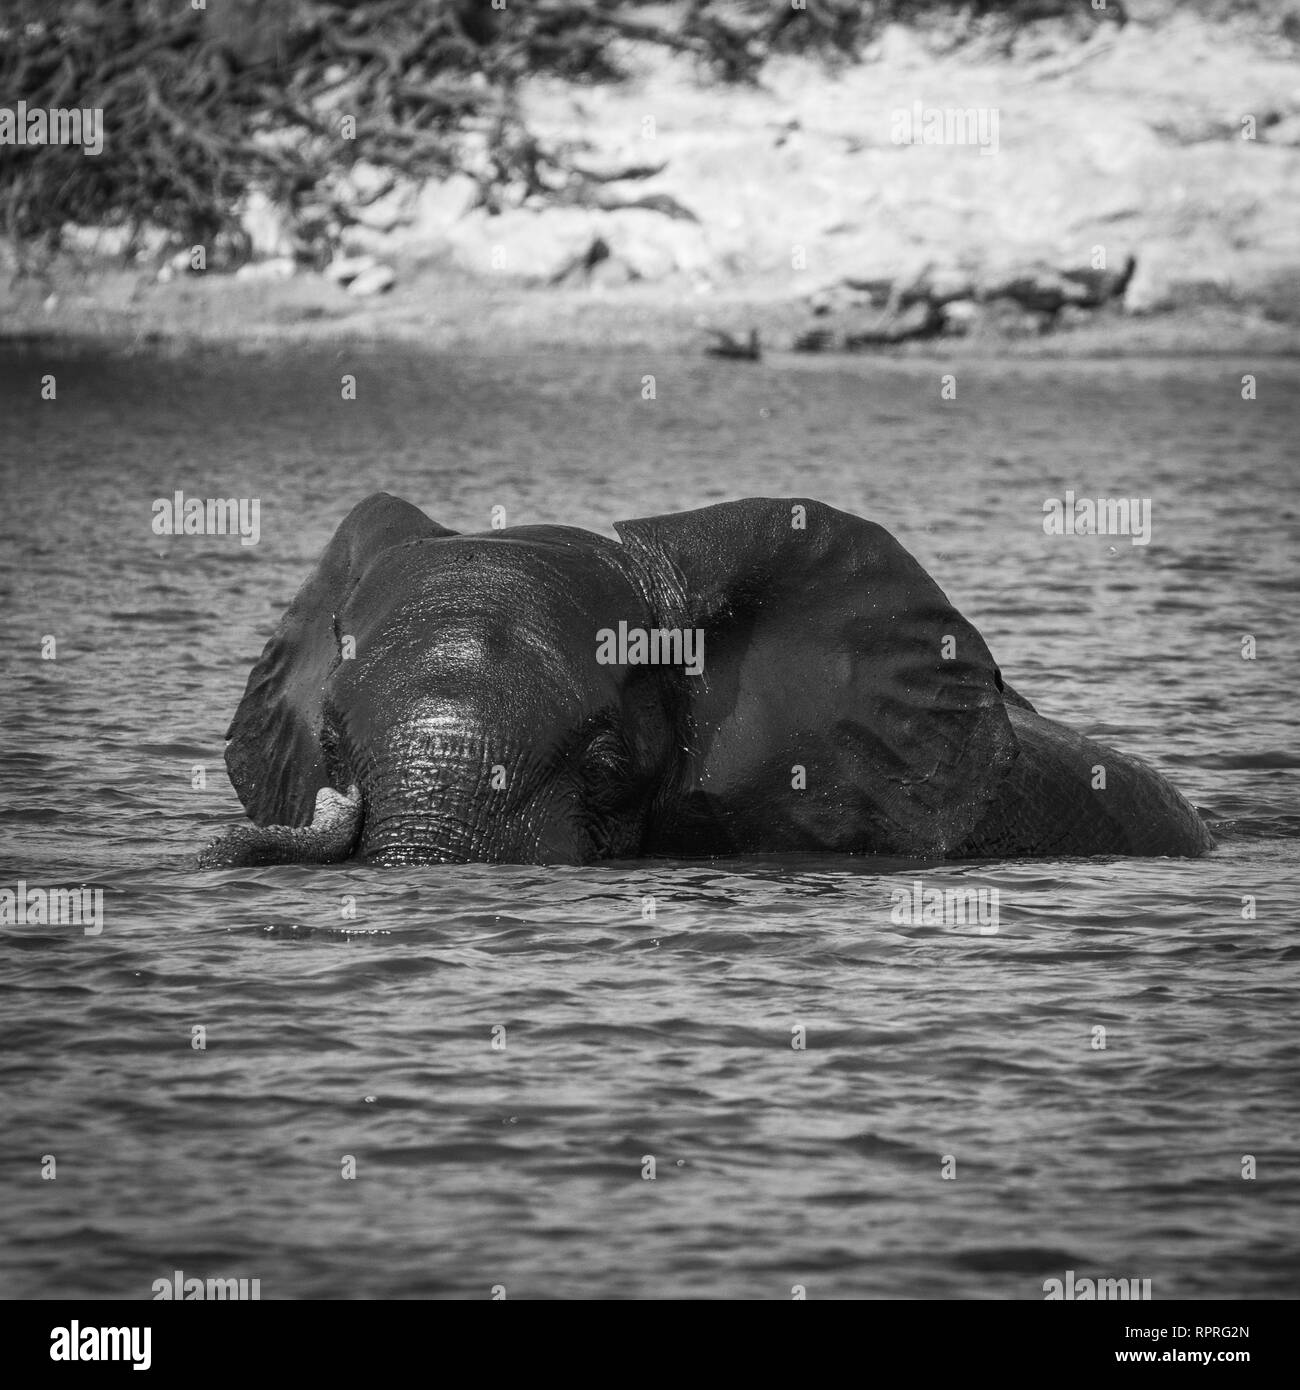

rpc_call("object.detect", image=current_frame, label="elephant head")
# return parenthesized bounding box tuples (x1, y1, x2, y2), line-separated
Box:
(200, 493, 1212, 867)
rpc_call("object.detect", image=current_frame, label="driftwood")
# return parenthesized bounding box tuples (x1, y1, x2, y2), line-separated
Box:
(801, 253, 1139, 350)
(704, 327, 762, 360)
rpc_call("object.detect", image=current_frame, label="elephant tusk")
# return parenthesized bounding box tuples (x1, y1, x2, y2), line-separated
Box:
(198, 784, 363, 868)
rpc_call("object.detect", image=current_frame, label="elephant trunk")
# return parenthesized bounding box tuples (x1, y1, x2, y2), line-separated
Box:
(198, 785, 363, 868)
(358, 743, 589, 865)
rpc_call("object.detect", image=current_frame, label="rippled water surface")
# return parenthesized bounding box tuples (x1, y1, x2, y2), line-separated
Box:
(1, 346, 1297, 1299)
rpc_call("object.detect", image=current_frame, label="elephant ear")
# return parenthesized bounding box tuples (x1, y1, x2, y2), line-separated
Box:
(225, 493, 456, 827)
(615, 497, 1017, 855)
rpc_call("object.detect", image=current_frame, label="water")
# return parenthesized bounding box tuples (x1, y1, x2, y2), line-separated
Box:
(1, 346, 1297, 1299)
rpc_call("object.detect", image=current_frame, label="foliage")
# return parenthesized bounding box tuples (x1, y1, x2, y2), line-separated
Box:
(0, 0, 1131, 255)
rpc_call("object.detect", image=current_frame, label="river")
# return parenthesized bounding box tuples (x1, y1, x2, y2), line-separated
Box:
(1, 345, 1297, 1298)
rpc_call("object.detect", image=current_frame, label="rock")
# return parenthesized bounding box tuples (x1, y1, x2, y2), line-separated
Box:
(609, 230, 675, 281)
(61, 224, 136, 258)
(354, 192, 411, 234)
(239, 190, 293, 260)
(343, 159, 393, 203)
(599, 211, 674, 280)
(554, 237, 612, 287)
(153, 248, 183, 279)
(703, 327, 761, 361)
(793, 327, 836, 353)
(809, 254, 1137, 340)
(291, 214, 338, 273)
(1150, 113, 1250, 146)
(1125, 255, 1238, 316)
(210, 227, 252, 272)
(1057, 304, 1096, 330)
(445, 207, 604, 283)
(977, 264, 1091, 314)
(809, 283, 874, 316)
(234, 256, 296, 282)
(869, 21, 931, 70)
(842, 254, 936, 307)
(324, 254, 377, 286)
(1124, 272, 1169, 314)
(841, 274, 902, 307)
(979, 299, 1054, 337)
(1060, 254, 1138, 307)
(1123, 246, 1186, 315)
(155, 247, 197, 283)
(355, 180, 417, 234)
(587, 256, 634, 290)
(600, 208, 712, 280)
(346, 263, 396, 296)
(332, 161, 417, 241)
(844, 299, 944, 347)
(411, 174, 480, 236)
(913, 265, 978, 307)
(1263, 114, 1300, 146)
(940, 299, 980, 335)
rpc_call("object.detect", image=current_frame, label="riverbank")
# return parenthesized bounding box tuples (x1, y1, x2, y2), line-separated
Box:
(4, 8, 1298, 357)
(4, 263, 1296, 358)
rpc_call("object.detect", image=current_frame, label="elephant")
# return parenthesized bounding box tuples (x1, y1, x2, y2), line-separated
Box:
(198, 494, 1214, 868)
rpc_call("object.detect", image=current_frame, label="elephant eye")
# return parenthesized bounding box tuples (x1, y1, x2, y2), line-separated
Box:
(581, 729, 630, 776)
(576, 729, 638, 816)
